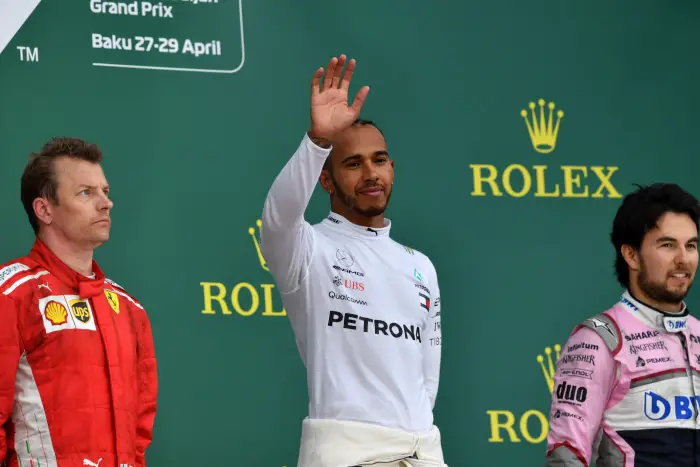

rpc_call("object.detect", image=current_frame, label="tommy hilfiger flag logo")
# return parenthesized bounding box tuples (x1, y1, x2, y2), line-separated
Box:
(419, 292, 430, 312)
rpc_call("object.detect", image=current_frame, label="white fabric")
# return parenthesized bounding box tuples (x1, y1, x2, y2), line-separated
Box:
(297, 417, 447, 467)
(260, 133, 443, 434)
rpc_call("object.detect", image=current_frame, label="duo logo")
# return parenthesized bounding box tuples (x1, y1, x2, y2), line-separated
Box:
(644, 391, 700, 420)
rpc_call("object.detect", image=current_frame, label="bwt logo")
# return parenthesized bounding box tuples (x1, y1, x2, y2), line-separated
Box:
(644, 392, 700, 421)
(664, 318, 687, 331)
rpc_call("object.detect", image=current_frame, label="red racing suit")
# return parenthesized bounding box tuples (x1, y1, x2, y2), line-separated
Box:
(0, 239, 158, 467)
(545, 290, 700, 467)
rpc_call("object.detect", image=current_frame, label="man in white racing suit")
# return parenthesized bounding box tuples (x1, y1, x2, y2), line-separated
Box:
(260, 54, 446, 467)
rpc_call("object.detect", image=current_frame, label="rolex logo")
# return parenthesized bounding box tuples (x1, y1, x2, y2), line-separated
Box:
(248, 219, 268, 271)
(521, 99, 564, 154)
(536, 344, 561, 394)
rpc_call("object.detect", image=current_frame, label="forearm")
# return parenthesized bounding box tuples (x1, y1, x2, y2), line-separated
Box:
(260, 133, 331, 293)
(422, 288, 442, 408)
(135, 313, 158, 466)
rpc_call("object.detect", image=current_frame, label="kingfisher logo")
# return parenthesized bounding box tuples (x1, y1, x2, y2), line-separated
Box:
(0, 0, 42, 55)
(644, 391, 700, 421)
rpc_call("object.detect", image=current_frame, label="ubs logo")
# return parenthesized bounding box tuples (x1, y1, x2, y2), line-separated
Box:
(334, 276, 364, 292)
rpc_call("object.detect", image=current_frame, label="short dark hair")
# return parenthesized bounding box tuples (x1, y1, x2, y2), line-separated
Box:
(21, 137, 103, 234)
(610, 183, 700, 288)
(323, 118, 385, 172)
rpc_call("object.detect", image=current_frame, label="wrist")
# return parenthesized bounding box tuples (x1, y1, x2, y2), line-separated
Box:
(307, 130, 332, 149)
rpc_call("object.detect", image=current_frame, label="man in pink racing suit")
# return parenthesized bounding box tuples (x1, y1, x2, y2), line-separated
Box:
(545, 183, 700, 467)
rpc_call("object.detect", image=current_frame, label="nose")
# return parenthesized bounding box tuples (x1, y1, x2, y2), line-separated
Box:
(98, 192, 113, 211)
(362, 160, 379, 181)
(675, 246, 694, 267)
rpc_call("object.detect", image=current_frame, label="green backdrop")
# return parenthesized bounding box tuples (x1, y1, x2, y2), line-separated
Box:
(1, 1, 700, 466)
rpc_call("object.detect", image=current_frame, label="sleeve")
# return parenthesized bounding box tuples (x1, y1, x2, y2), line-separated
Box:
(260, 133, 332, 295)
(422, 262, 442, 409)
(545, 324, 618, 467)
(133, 305, 158, 467)
(0, 295, 20, 464)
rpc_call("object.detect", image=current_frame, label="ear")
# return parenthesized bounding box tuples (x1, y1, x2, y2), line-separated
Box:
(319, 169, 334, 195)
(621, 244, 640, 271)
(33, 197, 53, 227)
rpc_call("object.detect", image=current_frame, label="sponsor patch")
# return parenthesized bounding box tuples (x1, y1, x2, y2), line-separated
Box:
(0, 263, 29, 287)
(40, 295, 97, 334)
(105, 289, 120, 314)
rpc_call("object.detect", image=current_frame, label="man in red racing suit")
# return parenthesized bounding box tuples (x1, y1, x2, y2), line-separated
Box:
(0, 137, 158, 467)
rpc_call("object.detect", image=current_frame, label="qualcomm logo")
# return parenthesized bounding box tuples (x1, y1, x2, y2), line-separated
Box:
(644, 391, 700, 421)
(0, 0, 42, 55)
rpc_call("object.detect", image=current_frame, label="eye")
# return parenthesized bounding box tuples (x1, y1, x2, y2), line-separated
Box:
(689, 243, 698, 250)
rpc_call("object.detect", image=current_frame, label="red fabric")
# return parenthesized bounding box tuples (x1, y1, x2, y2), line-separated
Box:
(0, 238, 158, 467)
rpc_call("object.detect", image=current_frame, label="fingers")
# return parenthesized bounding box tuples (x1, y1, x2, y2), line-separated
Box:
(323, 56, 339, 90)
(310, 67, 323, 96)
(330, 54, 346, 89)
(351, 86, 370, 114)
(339, 58, 356, 91)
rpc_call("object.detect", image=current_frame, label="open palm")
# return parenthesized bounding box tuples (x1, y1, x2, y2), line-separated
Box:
(310, 55, 370, 139)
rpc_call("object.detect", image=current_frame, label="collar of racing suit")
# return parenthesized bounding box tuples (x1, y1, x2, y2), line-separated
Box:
(28, 237, 107, 298)
(323, 211, 392, 238)
(620, 289, 689, 333)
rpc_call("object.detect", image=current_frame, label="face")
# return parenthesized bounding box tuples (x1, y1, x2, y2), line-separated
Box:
(627, 211, 699, 306)
(35, 157, 113, 249)
(320, 125, 394, 218)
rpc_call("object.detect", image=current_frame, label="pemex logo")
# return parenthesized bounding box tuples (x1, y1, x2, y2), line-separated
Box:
(469, 97, 622, 199)
(486, 344, 561, 444)
(200, 220, 286, 318)
(0, 0, 42, 55)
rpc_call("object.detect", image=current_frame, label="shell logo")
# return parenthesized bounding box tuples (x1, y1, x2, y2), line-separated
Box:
(45, 300, 68, 325)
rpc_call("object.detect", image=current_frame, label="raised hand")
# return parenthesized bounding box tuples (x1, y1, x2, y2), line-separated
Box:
(309, 54, 370, 142)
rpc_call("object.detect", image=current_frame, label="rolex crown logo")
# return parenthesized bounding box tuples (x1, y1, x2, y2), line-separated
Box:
(248, 219, 269, 271)
(521, 99, 564, 154)
(537, 344, 561, 394)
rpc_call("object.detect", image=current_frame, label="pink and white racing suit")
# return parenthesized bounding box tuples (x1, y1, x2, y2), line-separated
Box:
(545, 290, 700, 467)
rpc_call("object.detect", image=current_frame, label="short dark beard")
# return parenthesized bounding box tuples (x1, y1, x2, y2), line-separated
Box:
(638, 257, 693, 306)
(330, 173, 391, 218)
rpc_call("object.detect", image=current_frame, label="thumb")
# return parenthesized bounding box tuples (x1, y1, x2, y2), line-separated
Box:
(351, 86, 370, 114)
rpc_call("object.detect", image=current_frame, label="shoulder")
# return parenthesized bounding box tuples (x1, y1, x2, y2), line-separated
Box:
(570, 307, 623, 355)
(103, 277, 146, 312)
(0, 256, 47, 299)
(393, 240, 439, 279)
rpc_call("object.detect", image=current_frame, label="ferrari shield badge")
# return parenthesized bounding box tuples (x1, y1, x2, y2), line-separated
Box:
(104, 289, 120, 314)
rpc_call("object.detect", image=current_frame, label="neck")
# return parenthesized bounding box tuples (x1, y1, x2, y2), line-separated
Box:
(38, 230, 94, 277)
(629, 281, 684, 314)
(330, 204, 385, 229)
